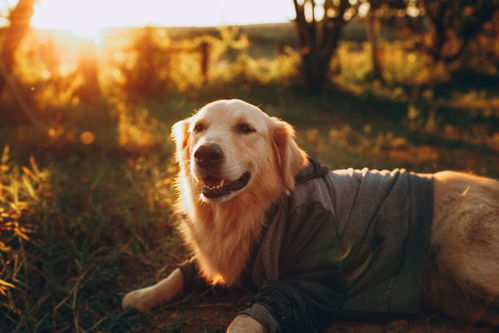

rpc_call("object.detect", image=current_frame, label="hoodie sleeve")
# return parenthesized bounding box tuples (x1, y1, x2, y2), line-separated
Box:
(241, 201, 348, 332)
(178, 259, 210, 293)
(241, 278, 346, 332)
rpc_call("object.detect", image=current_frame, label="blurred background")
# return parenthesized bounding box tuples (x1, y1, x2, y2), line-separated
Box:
(0, 0, 498, 332)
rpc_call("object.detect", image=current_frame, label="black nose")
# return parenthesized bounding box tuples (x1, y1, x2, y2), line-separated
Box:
(194, 143, 223, 169)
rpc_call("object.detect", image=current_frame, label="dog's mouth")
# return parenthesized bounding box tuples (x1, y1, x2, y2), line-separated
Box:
(201, 172, 251, 199)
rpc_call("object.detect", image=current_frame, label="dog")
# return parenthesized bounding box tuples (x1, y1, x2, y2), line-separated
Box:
(122, 99, 499, 332)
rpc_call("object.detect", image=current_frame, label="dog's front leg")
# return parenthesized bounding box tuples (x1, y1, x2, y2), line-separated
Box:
(227, 315, 268, 333)
(122, 268, 184, 312)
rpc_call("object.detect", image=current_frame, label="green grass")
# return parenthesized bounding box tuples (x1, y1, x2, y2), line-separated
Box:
(1, 152, 173, 331)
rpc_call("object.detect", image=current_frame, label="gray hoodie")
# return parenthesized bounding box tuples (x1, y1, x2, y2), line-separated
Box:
(180, 160, 434, 332)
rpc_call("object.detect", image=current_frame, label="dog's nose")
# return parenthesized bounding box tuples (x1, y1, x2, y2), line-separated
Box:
(194, 143, 223, 169)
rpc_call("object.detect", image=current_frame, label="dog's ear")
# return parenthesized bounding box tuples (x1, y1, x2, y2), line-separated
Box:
(171, 119, 191, 168)
(271, 118, 308, 192)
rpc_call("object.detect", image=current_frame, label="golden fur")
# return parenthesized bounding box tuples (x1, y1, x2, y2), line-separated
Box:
(425, 171, 499, 324)
(171, 99, 307, 285)
(123, 99, 499, 330)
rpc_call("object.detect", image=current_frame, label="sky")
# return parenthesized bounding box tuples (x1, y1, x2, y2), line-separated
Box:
(28, 0, 295, 32)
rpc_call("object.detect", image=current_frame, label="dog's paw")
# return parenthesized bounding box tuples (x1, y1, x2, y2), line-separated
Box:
(122, 268, 184, 312)
(122, 286, 158, 313)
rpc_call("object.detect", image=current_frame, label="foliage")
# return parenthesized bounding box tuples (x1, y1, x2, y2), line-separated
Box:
(374, 0, 499, 80)
(413, 0, 498, 64)
(0, 146, 48, 299)
(118, 27, 176, 99)
(117, 103, 165, 154)
(103, 26, 300, 98)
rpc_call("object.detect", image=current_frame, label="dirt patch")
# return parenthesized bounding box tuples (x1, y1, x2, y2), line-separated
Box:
(148, 288, 251, 332)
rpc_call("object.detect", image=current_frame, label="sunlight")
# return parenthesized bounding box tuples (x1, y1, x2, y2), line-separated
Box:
(32, 0, 108, 42)
(30, 0, 295, 36)
(56, 27, 103, 44)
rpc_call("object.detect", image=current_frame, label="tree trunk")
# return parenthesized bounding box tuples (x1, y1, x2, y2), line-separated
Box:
(367, 8, 383, 81)
(428, 1, 448, 63)
(301, 29, 342, 90)
(0, 0, 39, 126)
(292, 0, 356, 91)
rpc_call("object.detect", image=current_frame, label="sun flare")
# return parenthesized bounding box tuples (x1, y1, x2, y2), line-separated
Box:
(31, 0, 118, 42)
(30, 0, 294, 40)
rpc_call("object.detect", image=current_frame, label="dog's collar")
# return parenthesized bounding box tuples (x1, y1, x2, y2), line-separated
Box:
(295, 158, 329, 184)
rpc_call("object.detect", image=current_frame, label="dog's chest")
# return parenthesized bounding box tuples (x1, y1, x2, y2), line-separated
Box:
(185, 211, 264, 286)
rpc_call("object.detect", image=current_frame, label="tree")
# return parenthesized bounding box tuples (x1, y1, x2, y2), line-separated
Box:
(0, 0, 39, 125)
(411, 0, 498, 64)
(0, 0, 36, 94)
(292, 0, 361, 90)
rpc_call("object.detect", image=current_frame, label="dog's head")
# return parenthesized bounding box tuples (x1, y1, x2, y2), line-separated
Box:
(172, 99, 307, 203)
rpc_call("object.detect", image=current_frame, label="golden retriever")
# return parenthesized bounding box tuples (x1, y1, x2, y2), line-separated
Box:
(123, 99, 499, 332)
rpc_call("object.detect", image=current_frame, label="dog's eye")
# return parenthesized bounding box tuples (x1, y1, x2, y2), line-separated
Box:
(193, 123, 205, 133)
(235, 123, 256, 134)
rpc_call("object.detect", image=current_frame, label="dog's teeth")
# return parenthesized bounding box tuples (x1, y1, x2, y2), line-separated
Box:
(203, 179, 227, 192)
(202, 179, 225, 192)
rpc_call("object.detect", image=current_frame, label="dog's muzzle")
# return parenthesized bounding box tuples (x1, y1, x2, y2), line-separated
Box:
(193, 143, 251, 199)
